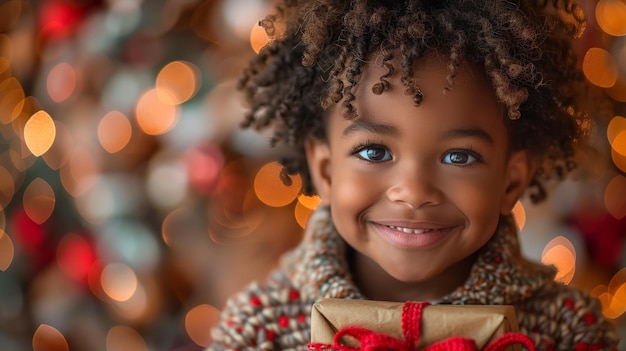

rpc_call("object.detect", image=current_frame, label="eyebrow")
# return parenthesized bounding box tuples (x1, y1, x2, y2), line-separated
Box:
(443, 128, 494, 144)
(342, 119, 495, 144)
(342, 120, 400, 137)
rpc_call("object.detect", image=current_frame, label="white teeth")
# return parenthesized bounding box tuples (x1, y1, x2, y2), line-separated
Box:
(387, 225, 435, 234)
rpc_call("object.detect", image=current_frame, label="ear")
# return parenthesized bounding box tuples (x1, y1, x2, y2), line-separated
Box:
(304, 136, 332, 205)
(500, 150, 536, 215)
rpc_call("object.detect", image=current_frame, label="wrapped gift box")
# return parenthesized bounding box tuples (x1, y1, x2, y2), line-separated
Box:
(310, 298, 526, 350)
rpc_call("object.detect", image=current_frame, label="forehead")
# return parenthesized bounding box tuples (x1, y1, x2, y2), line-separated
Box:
(356, 51, 495, 103)
(329, 52, 508, 143)
(350, 52, 502, 115)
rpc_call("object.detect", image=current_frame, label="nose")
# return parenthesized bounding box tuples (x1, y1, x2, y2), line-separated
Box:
(385, 165, 443, 209)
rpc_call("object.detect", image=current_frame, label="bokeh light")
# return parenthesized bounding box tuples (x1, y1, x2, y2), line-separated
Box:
(59, 147, 98, 197)
(46, 62, 76, 103)
(295, 194, 320, 228)
(42, 120, 73, 170)
(13, 208, 45, 254)
(298, 194, 321, 210)
(88, 262, 106, 302)
(607, 77, 626, 102)
(609, 268, 626, 311)
(146, 156, 188, 209)
(607, 115, 626, 145)
(135, 88, 180, 135)
(98, 110, 132, 153)
(254, 162, 302, 207)
(295, 200, 314, 229)
(0, 229, 15, 271)
(0, 165, 16, 210)
(22, 178, 56, 225)
(101, 262, 138, 302)
(612, 130, 626, 156)
(24, 110, 56, 156)
(595, 0, 626, 37)
(185, 304, 221, 347)
(612, 147, 626, 173)
(604, 174, 626, 219)
(609, 282, 626, 318)
(221, 0, 266, 41)
(583, 47, 618, 88)
(0, 76, 25, 125)
(37, 1, 86, 42)
(110, 281, 151, 322)
(512, 201, 526, 231)
(156, 60, 200, 105)
(56, 233, 96, 282)
(0, 209, 6, 230)
(0, 210, 7, 232)
(184, 143, 224, 196)
(32, 324, 69, 351)
(161, 208, 180, 247)
(250, 22, 269, 54)
(596, 268, 626, 319)
(541, 236, 576, 285)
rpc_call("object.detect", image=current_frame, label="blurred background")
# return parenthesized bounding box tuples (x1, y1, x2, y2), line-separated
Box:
(0, 0, 625, 350)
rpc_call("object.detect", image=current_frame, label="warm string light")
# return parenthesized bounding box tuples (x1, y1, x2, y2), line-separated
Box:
(98, 111, 132, 153)
(512, 201, 526, 231)
(604, 175, 626, 219)
(595, 0, 626, 37)
(24, 110, 56, 157)
(582, 47, 618, 88)
(541, 236, 577, 285)
(592, 268, 626, 319)
(46, 62, 76, 103)
(254, 161, 302, 207)
(0, 229, 14, 271)
(23, 178, 56, 225)
(32, 324, 69, 351)
(185, 304, 221, 347)
(156, 60, 200, 105)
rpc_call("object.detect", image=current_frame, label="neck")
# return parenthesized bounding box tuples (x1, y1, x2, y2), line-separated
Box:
(350, 248, 475, 302)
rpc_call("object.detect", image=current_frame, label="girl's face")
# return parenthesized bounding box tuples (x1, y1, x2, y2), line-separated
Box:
(305, 54, 533, 298)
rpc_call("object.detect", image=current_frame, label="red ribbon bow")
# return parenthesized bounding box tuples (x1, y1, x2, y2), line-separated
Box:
(308, 301, 535, 351)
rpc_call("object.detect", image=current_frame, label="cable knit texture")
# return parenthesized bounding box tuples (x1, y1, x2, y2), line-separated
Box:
(206, 206, 620, 350)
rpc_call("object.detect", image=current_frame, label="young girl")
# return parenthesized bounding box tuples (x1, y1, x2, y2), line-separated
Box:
(207, 0, 620, 350)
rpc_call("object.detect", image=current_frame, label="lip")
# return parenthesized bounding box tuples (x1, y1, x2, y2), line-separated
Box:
(371, 221, 456, 248)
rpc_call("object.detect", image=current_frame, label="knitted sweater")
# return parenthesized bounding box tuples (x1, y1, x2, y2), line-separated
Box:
(206, 207, 620, 350)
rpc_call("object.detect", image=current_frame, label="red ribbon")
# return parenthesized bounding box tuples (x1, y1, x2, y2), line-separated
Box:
(308, 301, 535, 351)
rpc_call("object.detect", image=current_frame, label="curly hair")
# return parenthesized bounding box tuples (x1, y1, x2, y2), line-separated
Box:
(237, 0, 593, 203)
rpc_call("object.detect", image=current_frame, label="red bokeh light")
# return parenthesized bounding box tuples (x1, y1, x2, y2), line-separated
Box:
(37, 0, 102, 42)
(57, 233, 97, 282)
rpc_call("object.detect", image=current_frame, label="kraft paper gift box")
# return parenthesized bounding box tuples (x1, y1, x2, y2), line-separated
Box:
(310, 298, 526, 350)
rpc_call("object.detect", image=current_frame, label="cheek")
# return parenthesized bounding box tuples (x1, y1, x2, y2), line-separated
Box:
(451, 173, 505, 226)
(331, 171, 377, 208)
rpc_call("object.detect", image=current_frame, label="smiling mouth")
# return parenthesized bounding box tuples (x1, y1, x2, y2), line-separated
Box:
(374, 222, 453, 248)
(385, 225, 440, 234)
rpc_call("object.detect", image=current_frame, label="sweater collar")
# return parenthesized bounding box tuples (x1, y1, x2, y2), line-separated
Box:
(281, 206, 556, 305)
